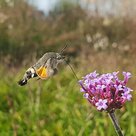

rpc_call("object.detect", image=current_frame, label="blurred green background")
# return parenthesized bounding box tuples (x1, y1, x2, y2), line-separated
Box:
(0, 0, 136, 135)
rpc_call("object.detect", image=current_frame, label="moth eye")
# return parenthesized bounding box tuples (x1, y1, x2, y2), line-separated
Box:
(51, 57, 55, 59)
(56, 55, 65, 60)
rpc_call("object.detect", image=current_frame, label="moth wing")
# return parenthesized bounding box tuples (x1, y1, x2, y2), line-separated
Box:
(36, 66, 48, 79)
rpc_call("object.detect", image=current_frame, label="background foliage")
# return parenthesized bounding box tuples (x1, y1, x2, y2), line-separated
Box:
(0, 0, 136, 135)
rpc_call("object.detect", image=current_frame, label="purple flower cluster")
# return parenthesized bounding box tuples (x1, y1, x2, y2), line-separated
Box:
(79, 71, 133, 111)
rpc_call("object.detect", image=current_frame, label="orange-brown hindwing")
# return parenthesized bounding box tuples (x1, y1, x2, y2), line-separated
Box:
(36, 66, 48, 79)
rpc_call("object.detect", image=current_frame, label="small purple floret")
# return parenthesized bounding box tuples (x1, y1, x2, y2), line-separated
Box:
(79, 71, 133, 111)
(95, 99, 108, 110)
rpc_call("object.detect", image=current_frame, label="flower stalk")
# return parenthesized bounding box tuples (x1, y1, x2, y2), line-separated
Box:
(108, 111, 124, 136)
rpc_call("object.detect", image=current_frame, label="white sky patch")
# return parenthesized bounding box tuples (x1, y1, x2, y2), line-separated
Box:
(27, 0, 121, 16)
(28, 0, 58, 13)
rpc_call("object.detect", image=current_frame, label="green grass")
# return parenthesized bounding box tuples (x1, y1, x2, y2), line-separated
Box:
(0, 67, 135, 136)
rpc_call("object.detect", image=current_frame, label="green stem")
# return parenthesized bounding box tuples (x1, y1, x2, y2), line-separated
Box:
(108, 111, 124, 136)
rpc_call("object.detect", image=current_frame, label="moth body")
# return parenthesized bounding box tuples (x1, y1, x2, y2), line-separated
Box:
(18, 52, 65, 86)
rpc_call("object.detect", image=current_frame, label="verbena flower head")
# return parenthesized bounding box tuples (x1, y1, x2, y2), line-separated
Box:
(79, 71, 133, 112)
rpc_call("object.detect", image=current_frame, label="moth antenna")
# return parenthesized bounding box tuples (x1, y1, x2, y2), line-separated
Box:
(60, 44, 78, 80)
(60, 45, 68, 54)
(64, 60, 79, 81)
